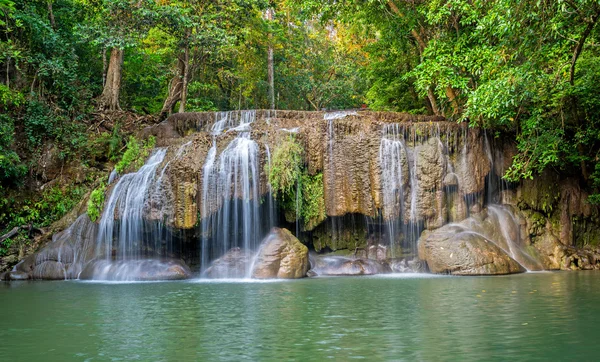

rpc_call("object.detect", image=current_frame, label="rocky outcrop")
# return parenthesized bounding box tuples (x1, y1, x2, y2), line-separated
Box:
(417, 206, 542, 275)
(418, 226, 525, 275)
(251, 228, 309, 279)
(203, 247, 254, 278)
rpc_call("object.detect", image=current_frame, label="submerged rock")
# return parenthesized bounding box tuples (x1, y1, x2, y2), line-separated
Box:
(389, 258, 428, 273)
(79, 259, 191, 281)
(307, 256, 392, 276)
(203, 247, 254, 278)
(252, 228, 309, 279)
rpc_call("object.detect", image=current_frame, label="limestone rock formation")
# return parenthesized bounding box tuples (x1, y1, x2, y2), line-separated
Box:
(252, 228, 309, 279)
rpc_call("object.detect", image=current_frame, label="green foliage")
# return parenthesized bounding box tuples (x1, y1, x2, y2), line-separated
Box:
(0, 185, 85, 231)
(87, 184, 107, 222)
(267, 135, 304, 200)
(0, 114, 26, 185)
(267, 135, 326, 230)
(300, 172, 326, 231)
(115, 135, 156, 173)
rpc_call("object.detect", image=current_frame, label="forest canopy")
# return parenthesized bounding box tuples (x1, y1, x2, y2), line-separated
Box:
(2, 0, 600, 233)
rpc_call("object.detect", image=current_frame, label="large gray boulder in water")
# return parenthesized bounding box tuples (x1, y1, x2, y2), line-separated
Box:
(203, 247, 254, 278)
(251, 228, 309, 279)
(418, 226, 525, 275)
(307, 256, 392, 276)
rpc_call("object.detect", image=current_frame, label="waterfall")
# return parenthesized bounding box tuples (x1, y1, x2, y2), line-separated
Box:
(200, 110, 270, 278)
(379, 124, 408, 257)
(96, 149, 167, 261)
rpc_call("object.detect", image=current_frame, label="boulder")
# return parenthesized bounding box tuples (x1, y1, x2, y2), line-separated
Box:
(251, 228, 309, 279)
(7, 271, 30, 280)
(418, 226, 525, 275)
(307, 256, 392, 276)
(79, 259, 191, 281)
(32, 261, 68, 280)
(389, 258, 428, 273)
(203, 247, 254, 278)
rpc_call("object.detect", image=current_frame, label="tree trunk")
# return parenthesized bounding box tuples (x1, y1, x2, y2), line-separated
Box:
(160, 52, 185, 119)
(427, 87, 440, 116)
(102, 47, 107, 87)
(445, 86, 460, 115)
(97, 48, 123, 111)
(5, 56, 9, 89)
(570, 12, 599, 85)
(47, 1, 56, 29)
(178, 46, 190, 113)
(266, 8, 275, 110)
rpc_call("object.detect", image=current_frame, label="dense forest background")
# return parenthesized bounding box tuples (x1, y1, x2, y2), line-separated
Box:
(2, 0, 600, 256)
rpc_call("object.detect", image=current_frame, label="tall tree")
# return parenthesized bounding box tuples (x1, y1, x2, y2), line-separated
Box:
(79, 0, 159, 111)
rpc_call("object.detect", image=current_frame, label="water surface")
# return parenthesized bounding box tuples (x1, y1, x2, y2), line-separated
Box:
(1, 272, 598, 361)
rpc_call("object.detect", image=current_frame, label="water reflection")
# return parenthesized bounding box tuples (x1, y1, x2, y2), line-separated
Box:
(1, 272, 600, 361)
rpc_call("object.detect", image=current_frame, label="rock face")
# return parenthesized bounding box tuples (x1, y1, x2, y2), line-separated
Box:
(203, 248, 254, 278)
(418, 228, 525, 275)
(307, 256, 392, 276)
(251, 228, 309, 279)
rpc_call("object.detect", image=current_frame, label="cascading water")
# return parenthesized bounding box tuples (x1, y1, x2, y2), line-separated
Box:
(96, 149, 167, 261)
(379, 124, 408, 257)
(200, 110, 274, 278)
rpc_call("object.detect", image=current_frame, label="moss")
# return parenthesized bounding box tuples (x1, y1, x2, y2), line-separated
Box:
(301, 172, 326, 231)
(267, 136, 327, 231)
(87, 184, 106, 222)
(267, 135, 304, 200)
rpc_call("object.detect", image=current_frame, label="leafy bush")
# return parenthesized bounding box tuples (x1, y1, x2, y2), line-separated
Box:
(267, 135, 304, 201)
(115, 136, 156, 173)
(87, 184, 106, 222)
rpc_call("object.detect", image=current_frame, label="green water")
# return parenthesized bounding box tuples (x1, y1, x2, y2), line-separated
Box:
(1, 272, 598, 361)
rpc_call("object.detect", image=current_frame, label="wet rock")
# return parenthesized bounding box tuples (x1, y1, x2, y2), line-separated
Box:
(7, 271, 30, 280)
(32, 261, 68, 280)
(35, 244, 75, 265)
(252, 228, 309, 279)
(354, 244, 388, 261)
(443, 173, 458, 187)
(203, 248, 254, 278)
(79, 259, 191, 281)
(418, 227, 525, 275)
(389, 258, 427, 273)
(307, 256, 392, 276)
(15, 254, 36, 274)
